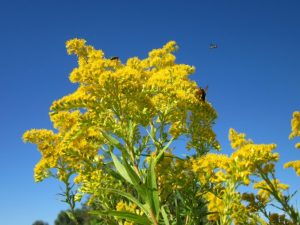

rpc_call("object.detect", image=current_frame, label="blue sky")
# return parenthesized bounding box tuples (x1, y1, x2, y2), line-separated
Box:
(1, 0, 300, 224)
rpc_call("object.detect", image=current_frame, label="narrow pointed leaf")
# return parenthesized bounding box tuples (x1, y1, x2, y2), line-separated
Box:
(161, 205, 170, 225)
(100, 129, 127, 152)
(146, 124, 157, 144)
(146, 157, 160, 218)
(122, 157, 146, 196)
(65, 211, 78, 224)
(174, 197, 182, 225)
(111, 152, 133, 185)
(100, 188, 150, 216)
(110, 152, 146, 197)
(144, 138, 174, 219)
(91, 210, 151, 225)
(153, 138, 174, 165)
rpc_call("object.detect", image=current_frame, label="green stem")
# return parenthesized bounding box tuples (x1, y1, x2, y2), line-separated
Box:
(149, 210, 159, 225)
(62, 174, 79, 225)
(258, 167, 298, 224)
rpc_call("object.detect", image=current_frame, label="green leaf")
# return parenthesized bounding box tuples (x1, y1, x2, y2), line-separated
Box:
(100, 129, 127, 152)
(153, 138, 174, 165)
(111, 152, 133, 185)
(174, 197, 182, 225)
(98, 188, 151, 217)
(65, 211, 78, 224)
(91, 210, 152, 225)
(161, 205, 170, 225)
(102, 130, 146, 196)
(110, 152, 146, 197)
(105, 165, 124, 181)
(146, 123, 157, 144)
(122, 155, 140, 184)
(146, 156, 160, 218)
(144, 138, 174, 219)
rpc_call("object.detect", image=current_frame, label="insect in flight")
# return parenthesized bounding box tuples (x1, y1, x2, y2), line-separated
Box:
(209, 43, 218, 49)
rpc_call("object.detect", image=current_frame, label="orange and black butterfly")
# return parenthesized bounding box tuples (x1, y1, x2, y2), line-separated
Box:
(196, 85, 208, 102)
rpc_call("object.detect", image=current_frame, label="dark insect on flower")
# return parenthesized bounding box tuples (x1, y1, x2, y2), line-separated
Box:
(196, 85, 208, 102)
(110, 56, 119, 60)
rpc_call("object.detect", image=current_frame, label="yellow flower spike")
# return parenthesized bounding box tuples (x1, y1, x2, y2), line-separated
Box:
(124, 222, 134, 225)
(284, 160, 300, 176)
(33, 159, 51, 182)
(66, 38, 87, 55)
(284, 111, 300, 176)
(163, 40, 178, 52)
(254, 179, 289, 201)
(115, 201, 142, 225)
(50, 110, 81, 131)
(116, 201, 126, 211)
(24, 39, 223, 224)
(242, 177, 251, 185)
(228, 128, 251, 149)
(228, 129, 279, 184)
(289, 111, 300, 140)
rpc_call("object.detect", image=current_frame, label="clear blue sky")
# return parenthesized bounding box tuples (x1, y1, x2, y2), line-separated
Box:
(1, 0, 300, 224)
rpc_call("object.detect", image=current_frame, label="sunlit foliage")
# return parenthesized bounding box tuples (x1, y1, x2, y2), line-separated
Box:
(24, 39, 300, 225)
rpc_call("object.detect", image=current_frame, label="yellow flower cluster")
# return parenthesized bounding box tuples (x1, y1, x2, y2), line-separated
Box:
(291, 111, 300, 149)
(116, 200, 141, 214)
(147, 151, 195, 201)
(284, 160, 300, 176)
(23, 129, 60, 181)
(23, 109, 106, 183)
(191, 129, 281, 223)
(204, 192, 224, 221)
(24, 39, 221, 213)
(253, 179, 289, 201)
(191, 153, 229, 185)
(229, 129, 279, 183)
(23, 39, 300, 224)
(204, 181, 258, 224)
(116, 200, 143, 225)
(192, 129, 278, 186)
(73, 155, 123, 206)
(284, 111, 300, 176)
(289, 111, 300, 145)
(52, 38, 219, 153)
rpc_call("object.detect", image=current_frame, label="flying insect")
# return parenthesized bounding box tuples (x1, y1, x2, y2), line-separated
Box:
(209, 43, 218, 49)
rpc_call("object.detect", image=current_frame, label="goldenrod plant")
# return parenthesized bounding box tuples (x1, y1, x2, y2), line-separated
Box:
(24, 39, 300, 224)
